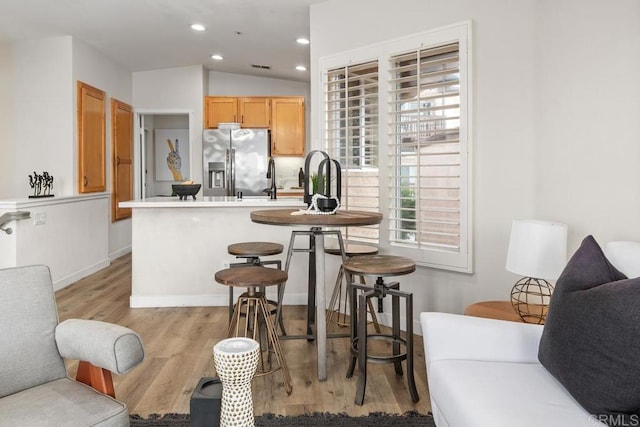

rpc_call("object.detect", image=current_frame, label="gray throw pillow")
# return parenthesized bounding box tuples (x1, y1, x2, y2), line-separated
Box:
(538, 235, 640, 424)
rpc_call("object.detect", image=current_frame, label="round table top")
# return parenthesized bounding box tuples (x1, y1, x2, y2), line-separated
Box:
(215, 266, 288, 288)
(250, 208, 383, 227)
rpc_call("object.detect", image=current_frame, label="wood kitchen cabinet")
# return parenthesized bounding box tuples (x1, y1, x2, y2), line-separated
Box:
(77, 81, 106, 193)
(204, 96, 238, 128)
(271, 97, 305, 156)
(238, 97, 270, 127)
(204, 95, 305, 156)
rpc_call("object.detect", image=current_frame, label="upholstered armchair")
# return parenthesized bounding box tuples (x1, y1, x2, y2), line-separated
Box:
(0, 265, 145, 426)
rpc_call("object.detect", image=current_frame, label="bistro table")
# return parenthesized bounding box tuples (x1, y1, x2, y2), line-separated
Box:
(250, 208, 383, 381)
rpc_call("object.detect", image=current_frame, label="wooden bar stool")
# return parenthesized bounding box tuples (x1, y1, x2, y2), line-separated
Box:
(324, 243, 381, 334)
(214, 266, 292, 395)
(343, 255, 418, 405)
(227, 242, 286, 334)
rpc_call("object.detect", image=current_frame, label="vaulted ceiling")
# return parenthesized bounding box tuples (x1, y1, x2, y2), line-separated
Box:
(0, 0, 327, 82)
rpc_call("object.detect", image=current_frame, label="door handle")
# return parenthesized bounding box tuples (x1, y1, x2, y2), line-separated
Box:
(225, 149, 230, 190)
(229, 148, 236, 195)
(83, 176, 88, 186)
(116, 156, 120, 166)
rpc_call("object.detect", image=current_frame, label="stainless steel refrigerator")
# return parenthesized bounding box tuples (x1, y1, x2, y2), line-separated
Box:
(203, 128, 270, 197)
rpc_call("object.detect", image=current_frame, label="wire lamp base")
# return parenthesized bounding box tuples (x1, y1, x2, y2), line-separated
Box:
(510, 277, 553, 324)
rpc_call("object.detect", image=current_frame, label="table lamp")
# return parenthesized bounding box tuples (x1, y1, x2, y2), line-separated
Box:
(506, 219, 568, 324)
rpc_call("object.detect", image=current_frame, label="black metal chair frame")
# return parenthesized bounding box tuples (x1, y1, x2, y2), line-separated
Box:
(346, 272, 419, 406)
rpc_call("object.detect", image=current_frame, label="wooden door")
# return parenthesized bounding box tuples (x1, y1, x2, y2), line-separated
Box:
(205, 97, 238, 128)
(271, 97, 305, 156)
(111, 99, 133, 221)
(239, 97, 270, 127)
(77, 81, 106, 193)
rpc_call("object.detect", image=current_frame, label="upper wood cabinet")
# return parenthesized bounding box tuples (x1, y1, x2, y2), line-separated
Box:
(204, 96, 237, 128)
(111, 98, 133, 222)
(271, 97, 305, 156)
(204, 95, 305, 156)
(238, 97, 270, 127)
(77, 81, 106, 193)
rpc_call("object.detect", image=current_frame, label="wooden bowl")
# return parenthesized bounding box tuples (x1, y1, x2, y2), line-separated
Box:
(172, 184, 201, 200)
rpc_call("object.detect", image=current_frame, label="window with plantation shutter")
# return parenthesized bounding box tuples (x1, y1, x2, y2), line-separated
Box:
(318, 21, 472, 272)
(325, 61, 379, 244)
(388, 40, 470, 270)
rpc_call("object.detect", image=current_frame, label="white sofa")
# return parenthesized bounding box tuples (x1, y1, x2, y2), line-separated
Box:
(421, 241, 640, 427)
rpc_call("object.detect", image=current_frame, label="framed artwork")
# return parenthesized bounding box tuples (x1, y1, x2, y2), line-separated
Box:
(155, 129, 190, 181)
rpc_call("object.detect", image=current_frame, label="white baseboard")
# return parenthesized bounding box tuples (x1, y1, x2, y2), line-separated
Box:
(110, 246, 131, 261)
(53, 258, 111, 291)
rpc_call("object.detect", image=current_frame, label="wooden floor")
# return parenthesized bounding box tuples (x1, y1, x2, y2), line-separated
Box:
(55, 254, 431, 417)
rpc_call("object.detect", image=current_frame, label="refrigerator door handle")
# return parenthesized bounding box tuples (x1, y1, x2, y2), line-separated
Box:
(229, 148, 236, 196)
(225, 148, 231, 193)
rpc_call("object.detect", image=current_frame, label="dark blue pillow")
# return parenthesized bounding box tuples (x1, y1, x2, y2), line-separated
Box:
(538, 235, 640, 424)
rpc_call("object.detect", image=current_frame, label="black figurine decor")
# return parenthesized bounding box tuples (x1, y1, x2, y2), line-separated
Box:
(28, 171, 54, 198)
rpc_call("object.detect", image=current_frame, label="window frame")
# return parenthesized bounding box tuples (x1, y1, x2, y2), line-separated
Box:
(318, 21, 473, 273)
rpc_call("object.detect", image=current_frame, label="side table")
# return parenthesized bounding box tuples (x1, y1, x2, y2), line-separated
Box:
(463, 301, 533, 323)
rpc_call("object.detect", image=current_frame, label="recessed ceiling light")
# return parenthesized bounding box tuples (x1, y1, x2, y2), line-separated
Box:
(211, 54, 223, 60)
(190, 24, 206, 31)
(296, 38, 310, 45)
(296, 65, 307, 71)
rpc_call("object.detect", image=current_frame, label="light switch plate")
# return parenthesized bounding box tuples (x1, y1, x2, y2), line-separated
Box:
(34, 212, 46, 225)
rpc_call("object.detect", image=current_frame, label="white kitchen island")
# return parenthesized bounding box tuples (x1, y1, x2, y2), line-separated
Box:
(120, 196, 317, 308)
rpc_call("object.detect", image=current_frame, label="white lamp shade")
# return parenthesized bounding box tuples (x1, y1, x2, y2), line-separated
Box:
(506, 219, 568, 280)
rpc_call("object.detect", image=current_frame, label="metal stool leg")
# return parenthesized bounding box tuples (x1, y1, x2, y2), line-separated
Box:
(405, 291, 418, 403)
(327, 269, 382, 333)
(355, 288, 375, 406)
(392, 292, 403, 375)
(346, 269, 358, 378)
(257, 296, 292, 395)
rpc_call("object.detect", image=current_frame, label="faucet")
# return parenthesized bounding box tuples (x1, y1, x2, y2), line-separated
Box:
(263, 157, 277, 200)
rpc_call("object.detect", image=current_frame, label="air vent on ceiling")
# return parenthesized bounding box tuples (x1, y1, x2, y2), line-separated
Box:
(251, 64, 271, 70)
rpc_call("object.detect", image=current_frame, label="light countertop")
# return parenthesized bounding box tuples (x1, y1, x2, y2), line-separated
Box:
(120, 196, 305, 208)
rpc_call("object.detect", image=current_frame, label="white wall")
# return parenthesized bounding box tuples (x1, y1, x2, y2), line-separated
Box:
(534, 0, 640, 249)
(0, 194, 110, 290)
(72, 37, 134, 259)
(133, 65, 205, 188)
(311, 0, 539, 319)
(0, 43, 14, 198)
(209, 71, 308, 183)
(11, 36, 74, 197)
(0, 36, 133, 288)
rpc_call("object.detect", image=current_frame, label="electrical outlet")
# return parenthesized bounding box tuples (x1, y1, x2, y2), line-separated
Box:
(34, 212, 46, 226)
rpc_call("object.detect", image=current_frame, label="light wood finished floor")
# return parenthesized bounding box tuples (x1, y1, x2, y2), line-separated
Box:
(55, 254, 431, 417)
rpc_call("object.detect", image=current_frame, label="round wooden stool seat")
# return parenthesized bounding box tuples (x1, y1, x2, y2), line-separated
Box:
(227, 242, 284, 257)
(343, 255, 416, 277)
(215, 266, 287, 288)
(325, 243, 379, 257)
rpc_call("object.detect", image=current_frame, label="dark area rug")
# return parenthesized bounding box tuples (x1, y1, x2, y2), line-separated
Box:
(130, 411, 435, 426)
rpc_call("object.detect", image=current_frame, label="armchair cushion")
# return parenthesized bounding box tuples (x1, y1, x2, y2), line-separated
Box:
(0, 265, 66, 398)
(539, 235, 640, 420)
(0, 378, 129, 427)
(55, 319, 145, 374)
